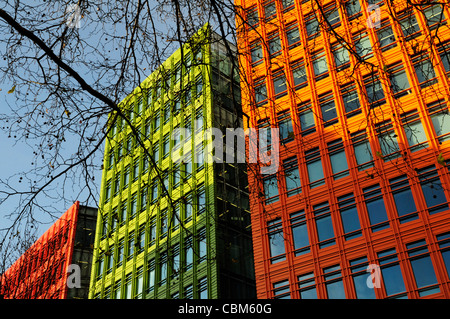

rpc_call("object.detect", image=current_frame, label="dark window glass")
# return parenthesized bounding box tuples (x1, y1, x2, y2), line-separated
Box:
(338, 193, 362, 240)
(390, 175, 418, 223)
(314, 202, 335, 248)
(363, 184, 389, 231)
(268, 218, 286, 263)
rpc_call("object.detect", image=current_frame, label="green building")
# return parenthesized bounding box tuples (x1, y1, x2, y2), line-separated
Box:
(89, 24, 256, 299)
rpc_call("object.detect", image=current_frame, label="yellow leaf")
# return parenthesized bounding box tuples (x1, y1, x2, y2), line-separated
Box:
(7, 85, 15, 94)
(437, 152, 446, 166)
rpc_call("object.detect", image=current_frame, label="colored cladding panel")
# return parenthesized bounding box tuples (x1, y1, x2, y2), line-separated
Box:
(236, 0, 450, 299)
(1, 202, 80, 299)
(90, 24, 255, 299)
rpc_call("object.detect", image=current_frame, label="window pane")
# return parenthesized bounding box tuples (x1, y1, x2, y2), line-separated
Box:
(381, 264, 406, 296)
(410, 256, 438, 288)
(316, 215, 334, 242)
(292, 223, 309, 249)
(307, 160, 324, 184)
(353, 273, 376, 299)
(326, 280, 346, 299)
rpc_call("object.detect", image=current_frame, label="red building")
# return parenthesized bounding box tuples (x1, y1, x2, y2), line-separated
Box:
(0, 202, 97, 299)
(236, 0, 450, 298)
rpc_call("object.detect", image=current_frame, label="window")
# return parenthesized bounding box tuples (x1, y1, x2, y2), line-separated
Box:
(298, 273, 317, 299)
(123, 166, 130, 189)
(305, 12, 321, 40)
(312, 50, 329, 81)
(281, 0, 295, 11)
(132, 159, 139, 183)
(254, 77, 267, 106)
(263, 174, 279, 204)
(412, 52, 438, 89)
(377, 19, 396, 51)
(328, 139, 349, 179)
(401, 109, 428, 151)
(363, 184, 389, 231)
(273, 280, 290, 299)
(387, 61, 411, 99)
(199, 277, 208, 299)
(398, 9, 421, 41)
(375, 120, 400, 161)
(250, 41, 263, 66)
(162, 134, 170, 159)
(390, 175, 418, 223)
(129, 193, 138, 220)
(174, 62, 182, 84)
(117, 239, 124, 267)
(427, 99, 450, 143)
(314, 201, 335, 248)
(104, 180, 112, 203)
(406, 240, 440, 297)
(344, 0, 361, 19)
(197, 185, 206, 215)
(184, 193, 193, 223)
(354, 31, 373, 60)
(152, 144, 160, 165)
(171, 203, 180, 231)
(268, 31, 282, 58)
(341, 82, 361, 117)
(195, 76, 203, 97)
(146, 259, 155, 294)
(149, 217, 157, 246)
(283, 157, 301, 196)
(417, 165, 449, 214)
(264, 1, 277, 20)
(377, 248, 407, 298)
(422, 4, 447, 31)
(437, 232, 450, 279)
(290, 210, 309, 256)
(247, 6, 259, 28)
(124, 274, 133, 299)
(267, 218, 286, 263)
(438, 41, 450, 76)
(298, 100, 315, 136)
(306, 147, 325, 188)
(185, 236, 193, 270)
(137, 225, 145, 253)
(171, 244, 180, 279)
(135, 267, 144, 298)
(338, 193, 362, 240)
(152, 110, 160, 133)
(364, 73, 385, 107)
(127, 231, 135, 260)
(160, 209, 168, 238)
(319, 91, 338, 127)
(278, 111, 294, 144)
(332, 42, 350, 71)
(198, 227, 207, 263)
(323, 1, 341, 29)
(286, 22, 301, 49)
(292, 59, 307, 89)
(350, 257, 376, 299)
(159, 251, 168, 286)
(323, 265, 346, 299)
(272, 70, 287, 98)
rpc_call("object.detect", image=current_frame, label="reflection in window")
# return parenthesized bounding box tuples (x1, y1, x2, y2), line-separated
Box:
(389, 175, 418, 223)
(267, 218, 285, 263)
(350, 257, 376, 299)
(377, 248, 407, 298)
(363, 184, 389, 232)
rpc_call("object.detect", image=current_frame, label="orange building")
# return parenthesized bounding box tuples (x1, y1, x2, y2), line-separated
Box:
(0, 202, 97, 299)
(235, 0, 450, 298)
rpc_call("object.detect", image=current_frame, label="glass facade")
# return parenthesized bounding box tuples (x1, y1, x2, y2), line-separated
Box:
(237, 0, 450, 299)
(90, 24, 255, 299)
